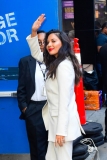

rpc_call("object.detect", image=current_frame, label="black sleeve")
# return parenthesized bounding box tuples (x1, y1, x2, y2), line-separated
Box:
(17, 59, 27, 111)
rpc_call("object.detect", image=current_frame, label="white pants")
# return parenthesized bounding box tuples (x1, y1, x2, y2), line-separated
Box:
(46, 141, 73, 160)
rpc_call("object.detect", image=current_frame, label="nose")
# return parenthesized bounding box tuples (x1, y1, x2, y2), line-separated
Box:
(47, 41, 52, 48)
(40, 48, 44, 52)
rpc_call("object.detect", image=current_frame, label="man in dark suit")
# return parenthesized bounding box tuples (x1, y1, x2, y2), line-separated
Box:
(17, 31, 48, 160)
(99, 43, 107, 143)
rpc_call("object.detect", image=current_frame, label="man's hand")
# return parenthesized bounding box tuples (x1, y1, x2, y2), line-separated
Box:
(55, 135, 65, 147)
(31, 14, 46, 37)
(22, 107, 27, 113)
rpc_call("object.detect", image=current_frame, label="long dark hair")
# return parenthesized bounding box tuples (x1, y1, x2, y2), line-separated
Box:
(44, 29, 82, 85)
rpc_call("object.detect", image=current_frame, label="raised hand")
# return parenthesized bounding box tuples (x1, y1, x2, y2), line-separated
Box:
(31, 14, 46, 37)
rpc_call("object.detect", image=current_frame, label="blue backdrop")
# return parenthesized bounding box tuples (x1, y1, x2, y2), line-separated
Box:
(0, 0, 59, 153)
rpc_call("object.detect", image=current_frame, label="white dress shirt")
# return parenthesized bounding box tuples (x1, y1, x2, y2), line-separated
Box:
(31, 61, 47, 101)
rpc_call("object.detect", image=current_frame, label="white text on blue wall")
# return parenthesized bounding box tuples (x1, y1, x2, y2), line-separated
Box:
(0, 12, 19, 45)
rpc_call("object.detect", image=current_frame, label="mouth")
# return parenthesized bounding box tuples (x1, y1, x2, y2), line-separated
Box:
(48, 48, 54, 52)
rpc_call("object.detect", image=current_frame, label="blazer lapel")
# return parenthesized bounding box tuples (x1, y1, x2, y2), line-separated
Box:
(28, 56, 36, 86)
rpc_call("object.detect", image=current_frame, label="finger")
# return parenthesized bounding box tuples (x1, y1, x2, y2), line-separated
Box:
(61, 136, 65, 143)
(58, 139, 63, 147)
(39, 14, 45, 21)
(41, 14, 46, 23)
(55, 137, 58, 147)
(38, 14, 45, 21)
(38, 14, 46, 24)
(57, 138, 60, 146)
(59, 141, 63, 147)
(41, 17, 46, 24)
(63, 139, 65, 143)
(62, 138, 65, 143)
(59, 138, 65, 147)
(60, 139, 64, 147)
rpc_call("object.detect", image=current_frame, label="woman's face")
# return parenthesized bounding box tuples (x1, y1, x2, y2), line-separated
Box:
(46, 33, 62, 57)
(38, 33, 46, 52)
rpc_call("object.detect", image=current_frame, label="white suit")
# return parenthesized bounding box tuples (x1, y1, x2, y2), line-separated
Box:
(26, 35, 85, 160)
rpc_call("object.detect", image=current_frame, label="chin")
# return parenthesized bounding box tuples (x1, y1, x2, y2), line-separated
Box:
(49, 53, 55, 56)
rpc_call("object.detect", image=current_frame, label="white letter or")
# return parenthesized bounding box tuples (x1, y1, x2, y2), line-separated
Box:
(0, 32, 6, 45)
(5, 12, 17, 27)
(6, 29, 19, 43)
(0, 16, 6, 29)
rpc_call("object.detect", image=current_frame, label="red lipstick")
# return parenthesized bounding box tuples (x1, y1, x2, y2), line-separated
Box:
(48, 48, 54, 52)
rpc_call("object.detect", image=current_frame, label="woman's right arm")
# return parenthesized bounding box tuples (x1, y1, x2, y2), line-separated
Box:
(26, 14, 46, 62)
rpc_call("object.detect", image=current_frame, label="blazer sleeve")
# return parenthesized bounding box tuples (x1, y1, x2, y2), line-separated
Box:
(56, 60, 75, 136)
(17, 59, 27, 111)
(26, 35, 43, 62)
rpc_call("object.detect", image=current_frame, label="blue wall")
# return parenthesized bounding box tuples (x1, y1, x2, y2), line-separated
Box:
(0, 0, 59, 153)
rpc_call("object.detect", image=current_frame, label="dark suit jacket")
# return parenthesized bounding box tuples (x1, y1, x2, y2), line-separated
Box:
(17, 55, 38, 119)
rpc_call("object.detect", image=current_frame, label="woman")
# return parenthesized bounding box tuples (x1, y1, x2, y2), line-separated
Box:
(26, 14, 85, 160)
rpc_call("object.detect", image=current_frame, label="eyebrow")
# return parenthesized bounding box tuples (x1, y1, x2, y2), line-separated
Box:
(38, 39, 45, 41)
(47, 38, 57, 41)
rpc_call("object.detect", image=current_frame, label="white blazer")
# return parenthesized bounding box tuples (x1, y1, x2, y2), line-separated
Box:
(26, 35, 85, 142)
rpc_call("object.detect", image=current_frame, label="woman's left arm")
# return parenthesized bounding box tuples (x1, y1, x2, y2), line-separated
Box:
(26, 35, 43, 62)
(56, 60, 75, 139)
